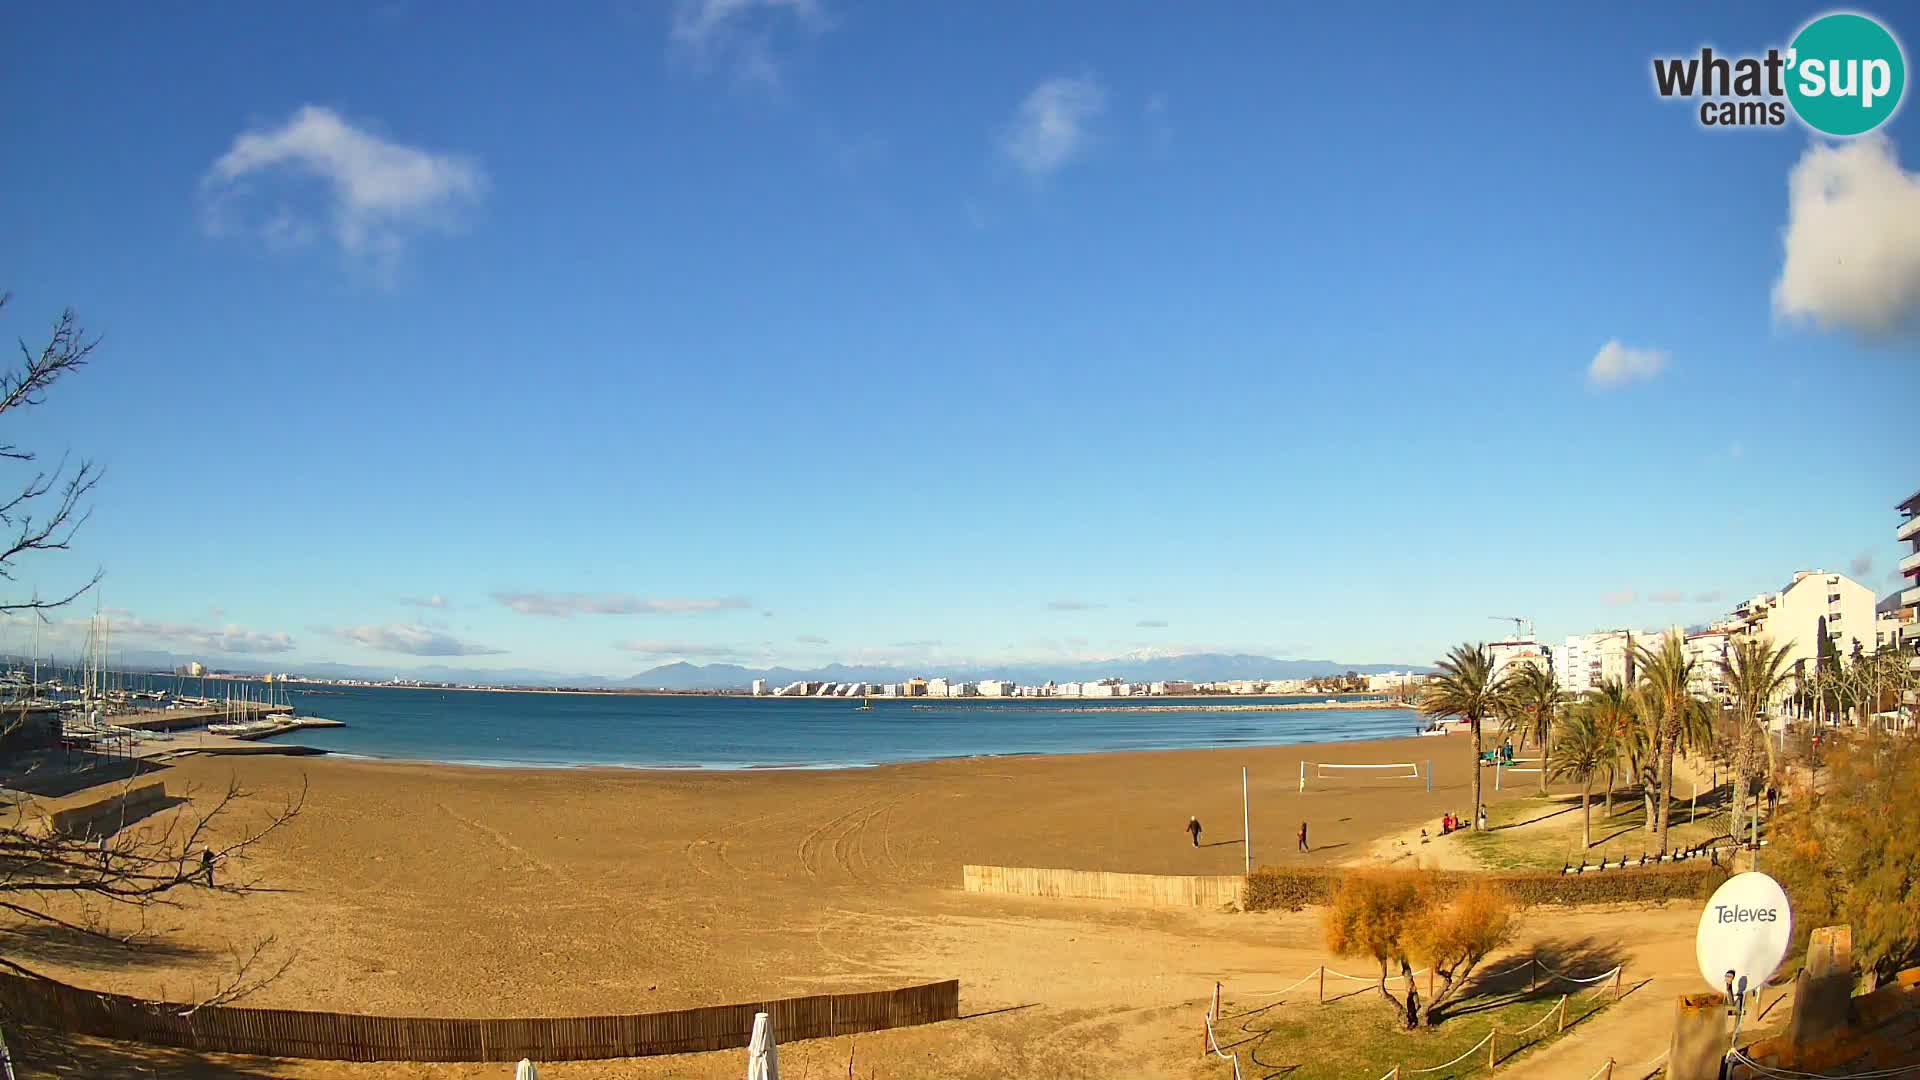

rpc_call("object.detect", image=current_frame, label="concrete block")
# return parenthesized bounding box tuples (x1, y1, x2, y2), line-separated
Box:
(1668, 993, 1730, 1080)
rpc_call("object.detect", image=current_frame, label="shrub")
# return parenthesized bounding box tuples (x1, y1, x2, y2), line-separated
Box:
(1246, 866, 1338, 911)
(1244, 860, 1713, 912)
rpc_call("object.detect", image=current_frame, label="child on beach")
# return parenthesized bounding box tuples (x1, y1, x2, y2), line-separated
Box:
(1186, 816, 1202, 847)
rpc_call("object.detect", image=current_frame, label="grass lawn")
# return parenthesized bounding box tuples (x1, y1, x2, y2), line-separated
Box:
(1461, 790, 1733, 871)
(1209, 971, 1619, 1080)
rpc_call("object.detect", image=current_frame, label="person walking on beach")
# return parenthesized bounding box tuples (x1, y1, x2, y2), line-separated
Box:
(1297, 821, 1309, 853)
(1186, 816, 1203, 848)
(202, 848, 216, 887)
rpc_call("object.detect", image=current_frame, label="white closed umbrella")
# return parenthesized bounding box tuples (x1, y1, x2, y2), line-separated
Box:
(514, 1059, 538, 1080)
(747, 1011, 780, 1080)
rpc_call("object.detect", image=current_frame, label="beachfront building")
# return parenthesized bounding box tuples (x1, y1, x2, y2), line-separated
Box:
(1902, 490, 1920, 662)
(903, 677, 928, 697)
(1686, 628, 1732, 702)
(1556, 631, 1635, 695)
(1488, 639, 1550, 684)
(926, 678, 951, 697)
(751, 679, 767, 696)
(976, 680, 1012, 697)
(1731, 571, 1878, 672)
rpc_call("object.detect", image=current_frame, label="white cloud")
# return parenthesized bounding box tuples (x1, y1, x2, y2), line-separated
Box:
(1136, 619, 1169, 629)
(795, 634, 830, 645)
(493, 591, 751, 617)
(202, 105, 485, 270)
(401, 594, 448, 609)
(102, 615, 296, 655)
(1000, 75, 1106, 179)
(1648, 589, 1684, 604)
(670, 0, 823, 87)
(1694, 590, 1725, 604)
(329, 623, 504, 656)
(1773, 136, 1920, 338)
(1586, 340, 1669, 389)
(1047, 599, 1100, 611)
(1601, 590, 1638, 606)
(615, 639, 742, 658)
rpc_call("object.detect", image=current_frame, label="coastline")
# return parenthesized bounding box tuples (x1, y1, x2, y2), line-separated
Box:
(265, 727, 1457, 780)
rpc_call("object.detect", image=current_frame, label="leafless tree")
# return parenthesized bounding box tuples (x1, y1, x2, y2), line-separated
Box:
(0, 774, 307, 1007)
(0, 295, 304, 1010)
(0, 295, 103, 617)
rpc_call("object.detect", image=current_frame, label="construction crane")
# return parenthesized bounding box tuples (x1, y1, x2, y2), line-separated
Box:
(1488, 616, 1535, 641)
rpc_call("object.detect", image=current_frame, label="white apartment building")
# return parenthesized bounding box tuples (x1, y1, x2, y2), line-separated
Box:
(1056, 681, 1082, 697)
(1730, 570, 1878, 701)
(750, 679, 767, 696)
(926, 678, 950, 697)
(1364, 672, 1424, 692)
(976, 680, 1012, 697)
(1557, 631, 1635, 696)
(1489, 639, 1550, 683)
(1901, 489, 1920, 669)
(1685, 628, 1732, 702)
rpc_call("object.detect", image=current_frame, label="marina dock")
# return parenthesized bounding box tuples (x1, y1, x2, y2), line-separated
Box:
(110, 703, 295, 731)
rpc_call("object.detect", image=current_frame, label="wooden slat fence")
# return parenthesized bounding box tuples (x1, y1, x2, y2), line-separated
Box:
(963, 864, 1245, 909)
(0, 970, 958, 1062)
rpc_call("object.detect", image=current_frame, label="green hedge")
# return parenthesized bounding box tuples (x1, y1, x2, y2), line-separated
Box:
(1243, 860, 1727, 912)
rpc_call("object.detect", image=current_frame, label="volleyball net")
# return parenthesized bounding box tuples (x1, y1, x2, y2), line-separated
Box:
(1300, 760, 1431, 791)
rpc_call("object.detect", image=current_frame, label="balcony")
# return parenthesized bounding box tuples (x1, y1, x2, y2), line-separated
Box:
(1902, 547, 1920, 577)
(1901, 514, 1920, 543)
(1906, 585, 1920, 609)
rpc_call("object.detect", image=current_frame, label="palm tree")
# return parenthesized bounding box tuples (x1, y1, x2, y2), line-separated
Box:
(1504, 664, 1567, 794)
(1577, 680, 1635, 818)
(1418, 643, 1512, 830)
(1549, 710, 1613, 849)
(1633, 631, 1697, 854)
(1720, 637, 1795, 846)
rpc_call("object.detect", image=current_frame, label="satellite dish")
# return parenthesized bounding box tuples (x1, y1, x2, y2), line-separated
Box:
(1696, 871, 1792, 999)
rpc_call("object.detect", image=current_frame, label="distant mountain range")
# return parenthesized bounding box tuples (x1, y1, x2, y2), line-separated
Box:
(54, 647, 1429, 691)
(618, 655, 1428, 691)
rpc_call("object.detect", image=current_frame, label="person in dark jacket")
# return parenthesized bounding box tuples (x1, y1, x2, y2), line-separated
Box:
(1186, 816, 1203, 847)
(1297, 821, 1309, 853)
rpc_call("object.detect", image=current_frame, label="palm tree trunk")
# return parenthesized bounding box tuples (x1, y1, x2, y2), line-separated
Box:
(1730, 720, 1751, 846)
(1539, 716, 1550, 796)
(1657, 727, 1677, 854)
(1603, 762, 1615, 817)
(1581, 781, 1592, 849)
(1471, 716, 1484, 830)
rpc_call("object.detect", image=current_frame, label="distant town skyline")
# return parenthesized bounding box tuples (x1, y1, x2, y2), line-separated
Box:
(4, 4, 1916, 677)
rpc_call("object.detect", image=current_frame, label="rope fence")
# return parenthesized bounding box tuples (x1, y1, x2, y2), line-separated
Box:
(1202, 1005, 1244, 1080)
(1204, 957, 1625, 1079)
(1728, 1047, 1919, 1079)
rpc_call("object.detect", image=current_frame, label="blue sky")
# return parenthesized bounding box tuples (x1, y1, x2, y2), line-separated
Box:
(4, 2, 1918, 676)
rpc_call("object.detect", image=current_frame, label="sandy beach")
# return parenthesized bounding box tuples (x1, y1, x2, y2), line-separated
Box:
(6, 733, 1670, 1079)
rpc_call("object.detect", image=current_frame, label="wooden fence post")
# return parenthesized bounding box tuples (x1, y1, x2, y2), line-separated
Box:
(1428, 967, 1434, 1003)
(1318, 966, 1325, 1004)
(1529, 959, 1537, 994)
(1557, 995, 1566, 1033)
(1614, 965, 1623, 1000)
(1488, 1032, 1497, 1068)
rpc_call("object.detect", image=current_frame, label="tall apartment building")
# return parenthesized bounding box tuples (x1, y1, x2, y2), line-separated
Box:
(1901, 489, 1920, 666)
(1556, 631, 1635, 696)
(1729, 571, 1878, 702)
